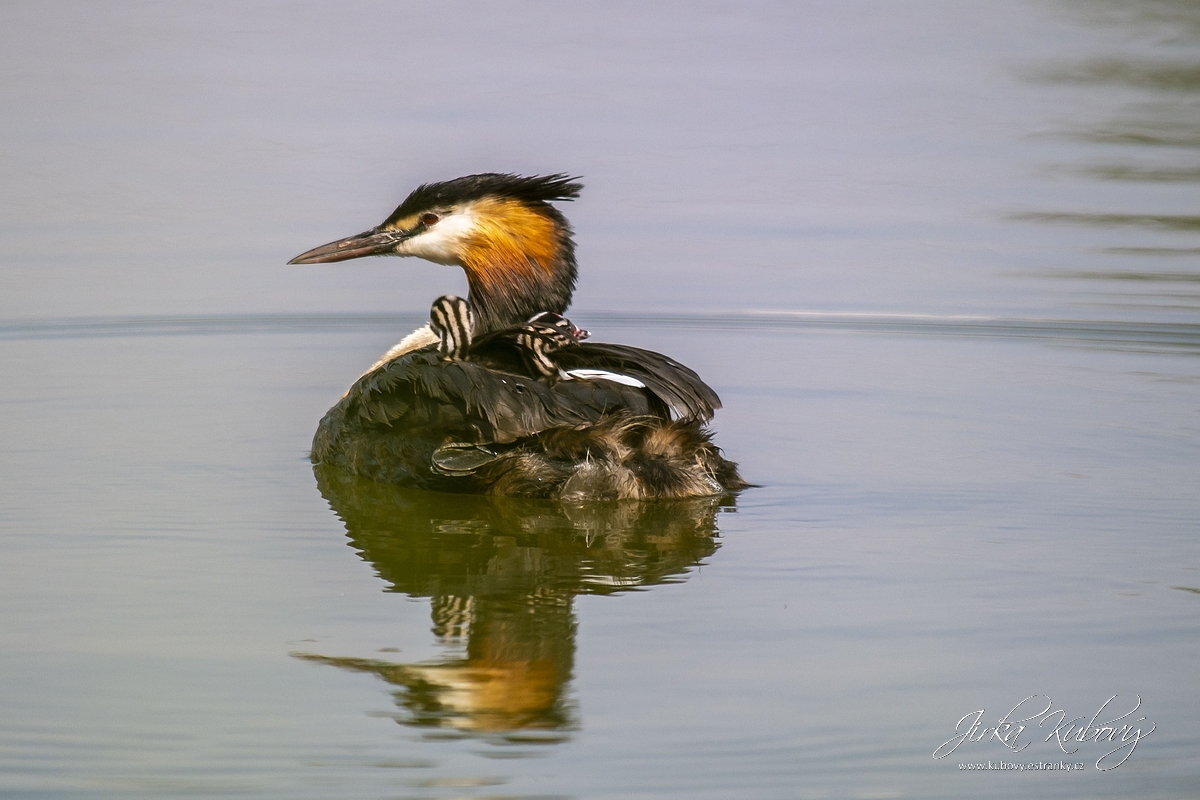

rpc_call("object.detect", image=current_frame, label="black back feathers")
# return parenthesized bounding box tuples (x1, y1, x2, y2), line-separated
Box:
(555, 343, 722, 423)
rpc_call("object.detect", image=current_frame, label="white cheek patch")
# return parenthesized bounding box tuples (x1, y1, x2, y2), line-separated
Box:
(396, 206, 478, 265)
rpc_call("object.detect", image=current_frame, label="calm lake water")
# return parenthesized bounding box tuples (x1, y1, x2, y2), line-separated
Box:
(2, 1, 1199, 797)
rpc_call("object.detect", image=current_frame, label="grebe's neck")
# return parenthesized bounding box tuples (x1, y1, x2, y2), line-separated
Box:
(457, 197, 577, 333)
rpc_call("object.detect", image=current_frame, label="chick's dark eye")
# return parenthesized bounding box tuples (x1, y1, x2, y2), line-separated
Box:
(420, 213, 439, 226)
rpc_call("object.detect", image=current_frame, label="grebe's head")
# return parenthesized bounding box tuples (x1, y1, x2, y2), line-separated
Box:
(290, 173, 582, 332)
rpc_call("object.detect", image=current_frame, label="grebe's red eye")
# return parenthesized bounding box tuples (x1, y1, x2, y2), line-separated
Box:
(420, 213, 439, 226)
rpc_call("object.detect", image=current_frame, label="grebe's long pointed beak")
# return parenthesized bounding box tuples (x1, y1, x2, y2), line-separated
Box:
(287, 226, 415, 264)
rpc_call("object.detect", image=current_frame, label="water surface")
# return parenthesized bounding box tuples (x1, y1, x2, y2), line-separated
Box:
(2, 1, 1199, 797)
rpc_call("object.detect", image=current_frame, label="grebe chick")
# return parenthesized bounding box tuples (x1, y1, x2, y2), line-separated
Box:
(471, 309, 589, 379)
(428, 295, 475, 360)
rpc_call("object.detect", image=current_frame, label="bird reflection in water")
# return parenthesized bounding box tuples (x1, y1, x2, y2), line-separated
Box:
(293, 465, 731, 739)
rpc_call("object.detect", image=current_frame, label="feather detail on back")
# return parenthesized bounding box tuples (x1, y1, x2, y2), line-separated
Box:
(312, 339, 745, 498)
(554, 342, 721, 422)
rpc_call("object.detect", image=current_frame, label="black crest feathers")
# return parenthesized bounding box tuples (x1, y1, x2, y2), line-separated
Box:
(384, 173, 583, 226)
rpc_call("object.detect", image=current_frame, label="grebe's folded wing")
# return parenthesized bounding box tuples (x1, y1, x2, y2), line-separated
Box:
(554, 342, 721, 423)
(344, 348, 658, 445)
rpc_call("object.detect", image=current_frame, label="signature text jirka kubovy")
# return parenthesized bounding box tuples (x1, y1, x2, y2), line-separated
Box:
(932, 695, 1155, 770)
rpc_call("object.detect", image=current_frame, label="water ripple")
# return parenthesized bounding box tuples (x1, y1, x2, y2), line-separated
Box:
(3, 311, 1199, 352)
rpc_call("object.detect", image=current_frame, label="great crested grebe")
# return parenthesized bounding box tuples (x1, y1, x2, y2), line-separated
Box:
(290, 173, 746, 500)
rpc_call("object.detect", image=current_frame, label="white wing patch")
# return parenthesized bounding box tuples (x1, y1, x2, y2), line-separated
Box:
(562, 368, 647, 388)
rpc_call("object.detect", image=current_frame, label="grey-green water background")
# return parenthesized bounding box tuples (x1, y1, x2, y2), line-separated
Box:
(2, 1, 1198, 797)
